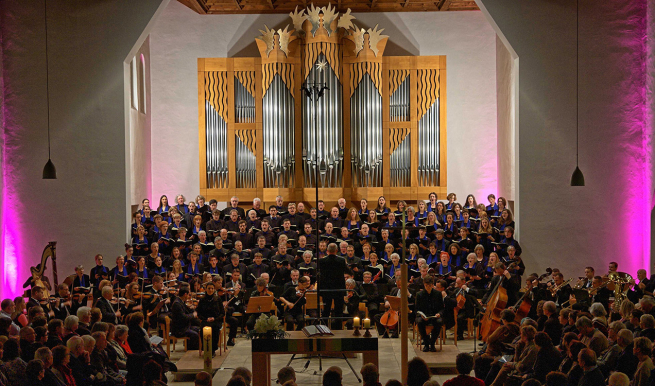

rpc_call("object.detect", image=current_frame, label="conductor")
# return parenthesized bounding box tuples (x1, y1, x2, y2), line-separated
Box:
(318, 243, 348, 330)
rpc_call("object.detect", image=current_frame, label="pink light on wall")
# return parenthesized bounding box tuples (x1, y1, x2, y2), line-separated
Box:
(1, 119, 21, 298)
(614, 0, 651, 276)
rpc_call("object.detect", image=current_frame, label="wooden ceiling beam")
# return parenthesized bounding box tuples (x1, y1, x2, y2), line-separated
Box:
(180, 0, 478, 13)
(178, 0, 209, 14)
(440, 0, 452, 11)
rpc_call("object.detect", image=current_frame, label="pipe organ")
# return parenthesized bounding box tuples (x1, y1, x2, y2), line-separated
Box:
(198, 5, 447, 204)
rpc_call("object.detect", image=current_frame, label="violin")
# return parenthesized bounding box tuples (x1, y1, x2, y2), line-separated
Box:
(133, 292, 161, 300)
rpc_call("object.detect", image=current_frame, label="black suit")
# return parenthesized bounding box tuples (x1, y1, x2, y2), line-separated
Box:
(415, 288, 445, 348)
(96, 297, 118, 325)
(542, 314, 562, 345)
(170, 297, 200, 349)
(318, 253, 347, 329)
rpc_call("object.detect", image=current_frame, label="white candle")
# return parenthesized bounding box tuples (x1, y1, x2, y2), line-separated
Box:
(353, 317, 360, 328)
(363, 318, 370, 329)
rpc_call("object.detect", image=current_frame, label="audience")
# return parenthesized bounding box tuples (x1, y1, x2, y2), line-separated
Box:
(277, 366, 296, 385)
(195, 371, 212, 386)
(361, 363, 381, 386)
(323, 366, 343, 386)
(443, 353, 483, 386)
(407, 357, 432, 386)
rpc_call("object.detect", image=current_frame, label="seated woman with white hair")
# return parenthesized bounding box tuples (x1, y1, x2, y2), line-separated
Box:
(608, 372, 630, 386)
(589, 302, 608, 330)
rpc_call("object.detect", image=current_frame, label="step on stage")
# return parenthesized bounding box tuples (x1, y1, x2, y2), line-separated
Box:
(171, 350, 230, 381)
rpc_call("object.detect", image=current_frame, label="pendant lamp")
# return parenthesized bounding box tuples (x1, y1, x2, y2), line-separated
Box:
(42, 0, 56, 179)
(570, 0, 584, 186)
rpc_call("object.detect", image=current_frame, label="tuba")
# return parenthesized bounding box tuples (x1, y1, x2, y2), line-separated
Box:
(608, 271, 633, 312)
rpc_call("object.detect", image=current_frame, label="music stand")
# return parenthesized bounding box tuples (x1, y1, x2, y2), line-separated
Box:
(305, 292, 318, 311)
(246, 296, 275, 314)
(385, 296, 401, 311)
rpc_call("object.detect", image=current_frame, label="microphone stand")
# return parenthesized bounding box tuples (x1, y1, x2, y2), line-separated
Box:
(301, 70, 328, 328)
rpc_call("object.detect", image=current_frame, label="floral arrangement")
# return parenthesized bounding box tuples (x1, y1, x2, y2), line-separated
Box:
(246, 314, 288, 339)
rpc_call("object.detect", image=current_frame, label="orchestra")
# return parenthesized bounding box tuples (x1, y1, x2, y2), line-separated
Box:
(10, 192, 655, 386)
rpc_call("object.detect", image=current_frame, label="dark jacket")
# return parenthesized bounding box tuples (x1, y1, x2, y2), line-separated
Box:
(127, 325, 152, 354)
(415, 288, 445, 318)
(542, 314, 562, 345)
(68, 354, 93, 386)
(615, 342, 639, 379)
(318, 254, 347, 290)
(577, 366, 604, 386)
(170, 297, 196, 337)
(531, 345, 561, 382)
(96, 297, 119, 325)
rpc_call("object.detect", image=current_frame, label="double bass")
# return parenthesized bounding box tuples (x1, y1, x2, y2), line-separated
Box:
(479, 275, 508, 342)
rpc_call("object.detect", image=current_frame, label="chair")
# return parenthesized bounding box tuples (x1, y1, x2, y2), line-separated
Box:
(164, 316, 189, 356)
(467, 318, 475, 338)
(414, 324, 446, 351)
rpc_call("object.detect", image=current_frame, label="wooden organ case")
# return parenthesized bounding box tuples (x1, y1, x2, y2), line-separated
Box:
(198, 5, 447, 205)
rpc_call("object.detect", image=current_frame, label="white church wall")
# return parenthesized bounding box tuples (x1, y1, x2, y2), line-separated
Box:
(149, 1, 499, 206)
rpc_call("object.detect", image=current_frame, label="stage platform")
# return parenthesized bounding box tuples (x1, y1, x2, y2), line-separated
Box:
(164, 331, 476, 385)
(171, 350, 230, 381)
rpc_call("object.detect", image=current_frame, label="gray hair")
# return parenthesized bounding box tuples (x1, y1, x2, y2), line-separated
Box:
(115, 325, 129, 339)
(64, 315, 79, 330)
(198, 230, 206, 237)
(303, 250, 313, 259)
(543, 301, 557, 314)
(101, 286, 113, 297)
(641, 314, 655, 329)
(77, 306, 91, 320)
(609, 321, 626, 334)
(327, 243, 338, 254)
(82, 335, 95, 350)
(67, 336, 84, 353)
(575, 316, 593, 329)
(346, 279, 356, 287)
(640, 296, 655, 309)
(608, 372, 630, 386)
(176, 194, 185, 202)
(34, 347, 52, 362)
(340, 241, 349, 248)
(617, 329, 634, 345)
(390, 253, 400, 261)
(589, 302, 607, 317)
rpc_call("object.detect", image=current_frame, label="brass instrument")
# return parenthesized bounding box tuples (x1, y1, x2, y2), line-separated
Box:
(574, 277, 587, 290)
(549, 278, 574, 295)
(608, 272, 633, 312)
(587, 280, 610, 296)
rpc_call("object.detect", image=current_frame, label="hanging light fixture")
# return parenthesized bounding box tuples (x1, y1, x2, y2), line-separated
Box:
(570, 0, 584, 186)
(42, 0, 56, 179)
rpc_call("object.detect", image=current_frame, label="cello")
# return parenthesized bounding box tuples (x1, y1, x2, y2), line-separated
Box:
(478, 275, 508, 342)
(513, 269, 551, 321)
